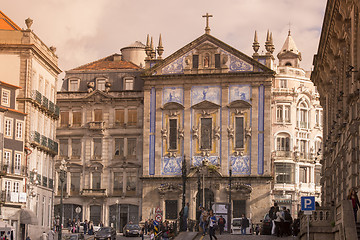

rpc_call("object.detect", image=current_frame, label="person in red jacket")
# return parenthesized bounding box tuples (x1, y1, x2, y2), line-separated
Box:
(348, 188, 360, 223)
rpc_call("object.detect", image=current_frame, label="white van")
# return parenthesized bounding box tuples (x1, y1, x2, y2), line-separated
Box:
(231, 218, 252, 235)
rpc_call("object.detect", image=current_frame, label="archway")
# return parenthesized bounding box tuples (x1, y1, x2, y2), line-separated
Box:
(196, 188, 214, 210)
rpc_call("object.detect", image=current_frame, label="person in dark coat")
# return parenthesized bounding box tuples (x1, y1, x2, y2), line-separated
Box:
(348, 188, 360, 222)
(217, 215, 226, 235)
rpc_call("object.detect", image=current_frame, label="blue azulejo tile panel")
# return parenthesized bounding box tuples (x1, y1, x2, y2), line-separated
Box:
(229, 85, 251, 103)
(192, 156, 219, 167)
(149, 135, 155, 175)
(229, 55, 254, 72)
(191, 86, 221, 106)
(163, 87, 184, 105)
(162, 156, 182, 175)
(230, 155, 250, 175)
(257, 84, 265, 175)
(162, 56, 185, 74)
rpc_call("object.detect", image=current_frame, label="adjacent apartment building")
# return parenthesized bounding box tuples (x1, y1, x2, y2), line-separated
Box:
(55, 42, 145, 232)
(270, 31, 322, 215)
(0, 11, 61, 240)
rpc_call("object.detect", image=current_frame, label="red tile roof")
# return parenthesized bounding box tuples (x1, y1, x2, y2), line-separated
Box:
(0, 11, 21, 31)
(71, 54, 141, 71)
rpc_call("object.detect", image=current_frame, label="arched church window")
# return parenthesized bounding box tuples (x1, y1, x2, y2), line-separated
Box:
(285, 62, 292, 66)
(235, 116, 244, 149)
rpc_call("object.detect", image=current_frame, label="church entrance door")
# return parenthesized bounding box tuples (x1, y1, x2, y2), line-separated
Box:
(196, 188, 214, 210)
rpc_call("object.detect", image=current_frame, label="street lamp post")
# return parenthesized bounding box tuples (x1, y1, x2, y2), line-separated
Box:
(58, 159, 67, 240)
(116, 200, 119, 233)
(181, 155, 187, 231)
(228, 169, 232, 233)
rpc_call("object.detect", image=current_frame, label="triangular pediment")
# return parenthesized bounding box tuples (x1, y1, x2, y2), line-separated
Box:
(228, 100, 252, 108)
(84, 89, 112, 101)
(145, 34, 272, 76)
(192, 100, 220, 109)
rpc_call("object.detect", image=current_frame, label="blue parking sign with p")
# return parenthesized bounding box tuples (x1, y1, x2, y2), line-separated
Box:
(301, 196, 315, 211)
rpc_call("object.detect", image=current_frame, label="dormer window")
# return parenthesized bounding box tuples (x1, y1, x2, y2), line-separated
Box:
(69, 79, 79, 91)
(124, 77, 134, 90)
(192, 55, 199, 69)
(96, 78, 106, 91)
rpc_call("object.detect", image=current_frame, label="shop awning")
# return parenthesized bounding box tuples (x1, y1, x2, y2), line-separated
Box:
(10, 208, 38, 225)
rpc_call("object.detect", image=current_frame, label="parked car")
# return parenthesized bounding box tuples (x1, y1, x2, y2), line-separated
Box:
(69, 233, 85, 240)
(94, 227, 116, 240)
(123, 224, 141, 237)
(231, 217, 252, 235)
(260, 213, 272, 235)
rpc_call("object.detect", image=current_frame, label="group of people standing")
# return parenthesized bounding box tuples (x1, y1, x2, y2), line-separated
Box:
(268, 203, 298, 237)
(53, 218, 99, 235)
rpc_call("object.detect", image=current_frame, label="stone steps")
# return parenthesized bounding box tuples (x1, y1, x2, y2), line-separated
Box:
(356, 223, 360, 239)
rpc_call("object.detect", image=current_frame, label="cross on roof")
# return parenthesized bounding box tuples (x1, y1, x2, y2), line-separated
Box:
(288, 21, 292, 36)
(202, 13, 213, 34)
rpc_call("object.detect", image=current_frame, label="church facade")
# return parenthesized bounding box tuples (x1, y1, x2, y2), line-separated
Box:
(141, 30, 275, 222)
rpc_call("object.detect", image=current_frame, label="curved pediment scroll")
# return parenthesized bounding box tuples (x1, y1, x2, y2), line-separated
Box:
(192, 100, 220, 109)
(227, 100, 252, 109)
(162, 102, 184, 110)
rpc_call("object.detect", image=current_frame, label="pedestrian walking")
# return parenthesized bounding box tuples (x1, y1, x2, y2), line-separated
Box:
(217, 215, 226, 235)
(283, 208, 293, 236)
(208, 210, 217, 240)
(83, 220, 88, 234)
(240, 214, 249, 235)
(199, 207, 207, 236)
(274, 206, 284, 237)
(348, 188, 360, 223)
(183, 202, 189, 231)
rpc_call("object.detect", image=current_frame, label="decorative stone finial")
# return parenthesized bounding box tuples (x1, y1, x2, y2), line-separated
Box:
(252, 31, 260, 54)
(269, 32, 275, 54)
(202, 13, 213, 34)
(265, 30, 271, 53)
(157, 34, 164, 59)
(25, 18, 33, 30)
(145, 34, 151, 58)
(150, 37, 156, 59)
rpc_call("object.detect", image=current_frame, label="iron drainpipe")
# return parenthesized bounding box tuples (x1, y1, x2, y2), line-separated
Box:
(24, 146, 32, 194)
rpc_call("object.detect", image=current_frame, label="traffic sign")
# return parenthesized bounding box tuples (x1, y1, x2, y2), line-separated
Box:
(155, 214, 162, 222)
(301, 196, 315, 211)
(155, 207, 162, 214)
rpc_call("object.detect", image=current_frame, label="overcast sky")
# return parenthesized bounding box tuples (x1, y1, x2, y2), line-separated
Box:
(3, 0, 327, 80)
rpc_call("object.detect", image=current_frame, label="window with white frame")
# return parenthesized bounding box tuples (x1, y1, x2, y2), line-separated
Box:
(42, 196, 46, 226)
(279, 79, 287, 88)
(16, 121, 23, 139)
(5, 181, 11, 193)
(1, 89, 10, 107)
(200, 118, 212, 150)
(14, 153, 21, 174)
(275, 163, 294, 184)
(69, 79, 79, 91)
(297, 99, 309, 128)
(96, 79, 106, 91)
(276, 104, 291, 123)
(4, 151, 11, 172)
(13, 182, 19, 193)
(299, 166, 309, 183)
(276, 135, 290, 152)
(168, 119, 178, 150)
(5, 118, 12, 137)
(124, 77, 134, 90)
(235, 116, 245, 149)
(299, 140, 308, 159)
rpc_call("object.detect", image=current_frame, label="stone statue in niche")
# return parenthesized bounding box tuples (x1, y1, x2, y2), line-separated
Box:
(222, 54, 229, 65)
(204, 54, 210, 68)
(161, 128, 168, 139)
(185, 56, 192, 67)
(227, 126, 234, 139)
(87, 82, 94, 93)
(192, 126, 199, 139)
(178, 128, 184, 139)
(213, 126, 220, 139)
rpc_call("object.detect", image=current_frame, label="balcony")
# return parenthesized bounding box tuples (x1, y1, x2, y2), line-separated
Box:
(298, 121, 308, 129)
(41, 135, 48, 148)
(42, 96, 49, 109)
(80, 189, 107, 197)
(49, 178, 54, 189)
(30, 90, 60, 119)
(30, 131, 41, 145)
(299, 152, 312, 160)
(274, 151, 292, 158)
(0, 191, 27, 204)
(42, 176, 48, 187)
(0, 165, 27, 176)
(88, 121, 105, 130)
